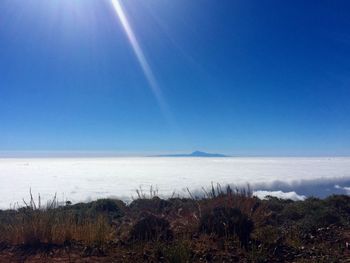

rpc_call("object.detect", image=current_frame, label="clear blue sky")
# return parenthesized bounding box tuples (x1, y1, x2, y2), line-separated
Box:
(0, 0, 350, 156)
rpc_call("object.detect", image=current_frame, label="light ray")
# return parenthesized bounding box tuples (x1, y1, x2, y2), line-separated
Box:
(111, 0, 168, 115)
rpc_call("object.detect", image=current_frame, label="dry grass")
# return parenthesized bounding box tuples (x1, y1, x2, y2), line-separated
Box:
(0, 192, 115, 247)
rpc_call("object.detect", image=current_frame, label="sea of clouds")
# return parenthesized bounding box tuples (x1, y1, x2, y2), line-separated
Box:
(0, 157, 350, 209)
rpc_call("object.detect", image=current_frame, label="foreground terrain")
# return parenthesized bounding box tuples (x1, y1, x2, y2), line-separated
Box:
(0, 186, 349, 262)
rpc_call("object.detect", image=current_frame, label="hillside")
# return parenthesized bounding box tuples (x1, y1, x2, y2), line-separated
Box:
(0, 188, 349, 262)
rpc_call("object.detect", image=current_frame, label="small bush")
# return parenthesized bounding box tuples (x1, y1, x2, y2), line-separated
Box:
(273, 197, 346, 235)
(66, 199, 125, 220)
(325, 195, 350, 217)
(199, 187, 269, 228)
(264, 196, 294, 213)
(299, 209, 340, 234)
(199, 206, 253, 248)
(129, 197, 171, 214)
(129, 213, 173, 241)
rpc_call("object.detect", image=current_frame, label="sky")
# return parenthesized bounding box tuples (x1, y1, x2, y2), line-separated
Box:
(0, 0, 350, 156)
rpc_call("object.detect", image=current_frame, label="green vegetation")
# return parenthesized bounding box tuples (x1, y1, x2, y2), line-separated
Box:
(0, 188, 349, 262)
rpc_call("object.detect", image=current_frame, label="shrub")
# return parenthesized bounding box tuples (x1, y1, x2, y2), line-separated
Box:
(273, 197, 344, 235)
(325, 195, 350, 219)
(129, 213, 173, 241)
(65, 199, 126, 220)
(199, 206, 253, 248)
(264, 196, 294, 213)
(199, 187, 269, 229)
(299, 209, 340, 234)
(91, 199, 125, 218)
(129, 197, 171, 214)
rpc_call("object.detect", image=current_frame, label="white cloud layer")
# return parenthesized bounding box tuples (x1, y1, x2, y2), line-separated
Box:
(0, 157, 350, 209)
(253, 190, 306, 201)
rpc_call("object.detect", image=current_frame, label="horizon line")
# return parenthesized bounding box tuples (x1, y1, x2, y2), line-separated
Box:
(0, 150, 349, 158)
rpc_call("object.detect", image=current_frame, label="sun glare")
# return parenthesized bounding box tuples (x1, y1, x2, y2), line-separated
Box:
(111, 0, 170, 118)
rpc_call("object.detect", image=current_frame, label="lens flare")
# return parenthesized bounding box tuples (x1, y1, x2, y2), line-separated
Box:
(111, 0, 169, 116)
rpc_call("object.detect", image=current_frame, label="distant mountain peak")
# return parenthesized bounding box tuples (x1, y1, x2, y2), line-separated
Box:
(189, 151, 228, 157)
(153, 151, 229, 158)
(192, 151, 204, 155)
